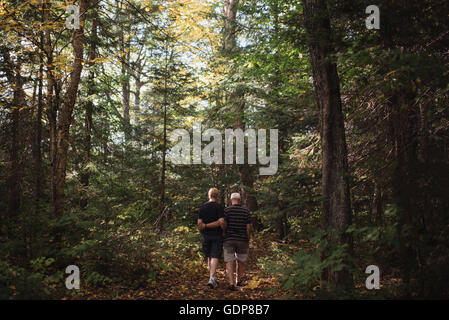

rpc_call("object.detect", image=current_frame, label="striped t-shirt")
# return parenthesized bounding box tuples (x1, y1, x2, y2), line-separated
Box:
(224, 205, 251, 242)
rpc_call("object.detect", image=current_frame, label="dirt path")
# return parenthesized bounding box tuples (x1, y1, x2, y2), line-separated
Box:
(144, 240, 284, 300)
(72, 234, 291, 300)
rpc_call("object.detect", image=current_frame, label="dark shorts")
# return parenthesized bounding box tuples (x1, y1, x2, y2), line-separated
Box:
(202, 236, 223, 259)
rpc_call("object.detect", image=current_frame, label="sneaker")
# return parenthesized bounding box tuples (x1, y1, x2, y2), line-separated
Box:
(208, 278, 218, 289)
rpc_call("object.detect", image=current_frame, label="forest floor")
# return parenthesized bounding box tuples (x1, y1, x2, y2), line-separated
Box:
(73, 233, 296, 300)
(66, 229, 399, 300)
(145, 239, 288, 300)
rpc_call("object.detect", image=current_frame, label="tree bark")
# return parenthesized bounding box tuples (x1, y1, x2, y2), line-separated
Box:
(160, 102, 167, 216)
(379, 4, 421, 290)
(80, 8, 98, 209)
(43, 0, 60, 215)
(52, 0, 89, 217)
(223, 0, 239, 54)
(159, 40, 169, 216)
(133, 74, 144, 138)
(372, 182, 383, 224)
(134, 78, 143, 121)
(119, 1, 131, 141)
(33, 47, 44, 213)
(303, 0, 353, 290)
(224, 0, 258, 211)
(1, 50, 25, 219)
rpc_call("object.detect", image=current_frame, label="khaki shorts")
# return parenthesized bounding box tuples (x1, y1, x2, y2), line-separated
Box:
(223, 240, 249, 262)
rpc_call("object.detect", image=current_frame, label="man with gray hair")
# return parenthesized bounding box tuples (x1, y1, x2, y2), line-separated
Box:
(222, 192, 252, 291)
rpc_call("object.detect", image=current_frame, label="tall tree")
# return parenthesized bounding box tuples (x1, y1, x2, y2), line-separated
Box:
(51, 0, 89, 217)
(1, 49, 26, 219)
(223, 0, 258, 211)
(33, 47, 44, 214)
(119, 0, 132, 142)
(80, 7, 99, 209)
(303, 0, 353, 289)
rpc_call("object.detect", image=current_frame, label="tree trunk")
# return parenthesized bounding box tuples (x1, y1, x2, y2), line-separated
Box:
(133, 76, 144, 139)
(372, 182, 383, 224)
(80, 9, 98, 209)
(121, 60, 131, 141)
(33, 48, 44, 213)
(119, 2, 131, 141)
(379, 5, 420, 290)
(303, 0, 353, 290)
(224, 0, 258, 211)
(1, 50, 25, 219)
(134, 77, 143, 121)
(160, 39, 169, 215)
(160, 102, 167, 215)
(52, 0, 89, 217)
(223, 0, 239, 54)
(43, 0, 60, 216)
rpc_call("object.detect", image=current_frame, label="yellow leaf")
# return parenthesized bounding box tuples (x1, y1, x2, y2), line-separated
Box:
(385, 69, 398, 78)
(247, 278, 260, 290)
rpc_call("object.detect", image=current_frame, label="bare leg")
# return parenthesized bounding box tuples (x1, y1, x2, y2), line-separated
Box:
(236, 261, 245, 283)
(209, 258, 219, 279)
(235, 260, 239, 281)
(207, 257, 211, 270)
(226, 261, 235, 286)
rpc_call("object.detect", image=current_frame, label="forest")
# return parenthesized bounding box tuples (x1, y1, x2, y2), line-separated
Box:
(0, 0, 448, 300)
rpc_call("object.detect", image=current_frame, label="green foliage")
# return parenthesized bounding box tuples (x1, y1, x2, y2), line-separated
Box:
(0, 259, 63, 299)
(258, 228, 351, 298)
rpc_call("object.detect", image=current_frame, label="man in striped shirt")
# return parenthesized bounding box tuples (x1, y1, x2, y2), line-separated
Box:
(222, 193, 252, 291)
